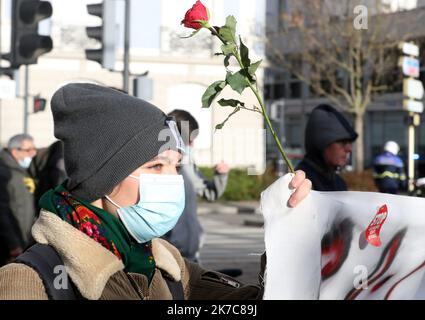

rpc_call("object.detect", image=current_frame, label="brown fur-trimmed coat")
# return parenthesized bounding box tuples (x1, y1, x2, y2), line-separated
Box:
(0, 210, 263, 300)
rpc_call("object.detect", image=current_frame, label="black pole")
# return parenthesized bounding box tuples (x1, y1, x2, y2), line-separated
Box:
(0, 0, 2, 142)
(123, 0, 130, 92)
(24, 65, 29, 134)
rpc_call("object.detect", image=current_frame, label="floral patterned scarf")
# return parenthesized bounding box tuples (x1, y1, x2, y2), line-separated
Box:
(39, 183, 156, 282)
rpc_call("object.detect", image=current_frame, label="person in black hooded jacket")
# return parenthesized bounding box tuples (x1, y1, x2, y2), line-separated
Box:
(296, 104, 358, 191)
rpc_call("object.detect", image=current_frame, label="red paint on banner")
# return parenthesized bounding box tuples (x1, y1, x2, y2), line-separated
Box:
(365, 205, 388, 247)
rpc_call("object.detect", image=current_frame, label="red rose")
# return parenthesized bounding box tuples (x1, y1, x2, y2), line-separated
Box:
(181, 0, 209, 30)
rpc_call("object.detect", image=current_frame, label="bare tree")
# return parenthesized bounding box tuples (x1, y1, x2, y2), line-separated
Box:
(267, 0, 425, 172)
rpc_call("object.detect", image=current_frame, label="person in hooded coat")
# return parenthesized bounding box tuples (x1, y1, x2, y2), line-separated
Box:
(296, 104, 358, 191)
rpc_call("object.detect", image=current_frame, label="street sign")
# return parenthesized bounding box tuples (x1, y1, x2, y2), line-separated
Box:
(403, 99, 424, 113)
(400, 57, 420, 78)
(400, 42, 419, 57)
(0, 78, 16, 99)
(403, 78, 424, 100)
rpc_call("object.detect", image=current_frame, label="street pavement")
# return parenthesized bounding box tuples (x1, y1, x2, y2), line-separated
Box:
(198, 204, 264, 285)
(197, 201, 425, 299)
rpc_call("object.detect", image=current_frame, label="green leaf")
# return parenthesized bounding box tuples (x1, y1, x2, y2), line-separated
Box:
(239, 68, 255, 84)
(202, 81, 226, 108)
(215, 107, 241, 130)
(224, 55, 231, 67)
(219, 16, 237, 43)
(218, 98, 245, 108)
(248, 60, 262, 76)
(239, 36, 251, 68)
(226, 71, 249, 94)
(221, 43, 236, 55)
(180, 28, 202, 39)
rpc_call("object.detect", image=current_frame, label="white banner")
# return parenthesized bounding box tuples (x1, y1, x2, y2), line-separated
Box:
(261, 174, 425, 300)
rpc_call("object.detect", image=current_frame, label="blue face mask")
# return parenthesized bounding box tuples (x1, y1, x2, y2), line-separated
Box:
(18, 157, 32, 169)
(106, 173, 185, 243)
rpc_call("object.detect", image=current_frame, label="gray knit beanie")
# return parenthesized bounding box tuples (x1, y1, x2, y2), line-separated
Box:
(51, 83, 184, 202)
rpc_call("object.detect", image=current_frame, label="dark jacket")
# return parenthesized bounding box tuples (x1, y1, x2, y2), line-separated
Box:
(0, 149, 36, 265)
(0, 210, 263, 300)
(29, 141, 66, 212)
(373, 151, 406, 194)
(163, 152, 228, 262)
(296, 104, 358, 191)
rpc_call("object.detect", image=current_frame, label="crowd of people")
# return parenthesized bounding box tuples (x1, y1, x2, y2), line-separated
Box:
(0, 83, 408, 300)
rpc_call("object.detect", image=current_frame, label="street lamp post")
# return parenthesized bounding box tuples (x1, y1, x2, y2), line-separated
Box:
(399, 42, 424, 193)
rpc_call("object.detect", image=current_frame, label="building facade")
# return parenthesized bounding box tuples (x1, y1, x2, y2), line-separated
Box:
(265, 0, 425, 174)
(0, 0, 268, 173)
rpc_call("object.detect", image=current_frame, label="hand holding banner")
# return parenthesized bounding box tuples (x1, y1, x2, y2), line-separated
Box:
(262, 174, 425, 300)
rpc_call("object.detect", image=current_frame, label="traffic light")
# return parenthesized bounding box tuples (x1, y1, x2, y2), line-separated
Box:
(33, 95, 46, 113)
(85, 0, 116, 70)
(0, 68, 18, 80)
(6, 0, 53, 68)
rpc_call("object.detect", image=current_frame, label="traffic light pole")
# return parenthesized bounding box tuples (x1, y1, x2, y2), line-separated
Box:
(123, 0, 130, 93)
(23, 65, 29, 134)
(0, 0, 2, 143)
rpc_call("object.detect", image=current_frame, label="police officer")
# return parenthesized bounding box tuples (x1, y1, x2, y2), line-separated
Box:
(373, 141, 406, 194)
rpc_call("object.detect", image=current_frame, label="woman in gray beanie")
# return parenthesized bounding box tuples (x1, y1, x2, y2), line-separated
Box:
(0, 83, 311, 300)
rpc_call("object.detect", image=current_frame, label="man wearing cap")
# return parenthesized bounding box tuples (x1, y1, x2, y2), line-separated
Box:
(296, 104, 358, 191)
(0, 83, 311, 300)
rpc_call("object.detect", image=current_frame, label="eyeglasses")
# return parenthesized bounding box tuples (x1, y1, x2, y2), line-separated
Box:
(17, 147, 37, 153)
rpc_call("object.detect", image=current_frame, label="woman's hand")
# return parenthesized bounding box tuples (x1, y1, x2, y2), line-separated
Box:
(287, 170, 312, 208)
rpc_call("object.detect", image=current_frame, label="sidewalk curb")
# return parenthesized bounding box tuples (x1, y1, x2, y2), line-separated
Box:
(198, 202, 261, 215)
(198, 202, 265, 227)
(243, 218, 264, 227)
(198, 205, 238, 215)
